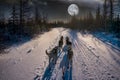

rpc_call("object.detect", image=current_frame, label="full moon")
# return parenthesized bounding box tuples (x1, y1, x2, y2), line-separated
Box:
(68, 4, 79, 16)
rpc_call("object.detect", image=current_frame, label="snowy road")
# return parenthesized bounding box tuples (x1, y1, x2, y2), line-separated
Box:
(0, 28, 120, 80)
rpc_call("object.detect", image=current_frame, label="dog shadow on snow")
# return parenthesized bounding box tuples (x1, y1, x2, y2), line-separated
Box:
(34, 59, 56, 80)
(34, 47, 59, 80)
(41, 46, 60, 80)
(59, 45, 73, 80)
(41, 61, 56, 80)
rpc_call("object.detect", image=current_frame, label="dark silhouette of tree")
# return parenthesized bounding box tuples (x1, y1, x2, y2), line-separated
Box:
(11, 4, 19, 25)
(109, 0, 114, 21)
(96, 6, 101, 21)
(114, 14, 120, 38)
(19, 0, 30, 26)
(95, 5, 102, 30)
(108, 0, 114, 32)
(35, 4, 39, 24)
(0, 11, 5, 24)
(19, 0, 30, 35)
(0, 11, 6, 32)
(8, 4, 19, 35)
(87, 11, 94, 31)
(103, 0, 108, 32)
(20, 0, 24, 26)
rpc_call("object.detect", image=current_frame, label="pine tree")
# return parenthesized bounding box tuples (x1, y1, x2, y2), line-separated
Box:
(103, 0, 108, 20)
(35, 5, 39, 24)
(96, 5, 101, 30)
(11, 4, 19, 25)
(20, 0, 23, 26)
(19, 0, 30, 26)
(8, 4, 19, 34)
(96, 6, 101, 21)
(0, 11, 5, 24)
(103, 0, 108, 32)
(115, 14, 120, 36)
(19, 0, 30, 35)
(86, 11, 94, 30)
(109, 0, 114, 21)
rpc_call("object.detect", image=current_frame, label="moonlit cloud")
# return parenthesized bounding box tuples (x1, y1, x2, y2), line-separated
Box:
(60, 0, 103, 4)
(1, 0, 119, 22)
(0, 0, 103, 21)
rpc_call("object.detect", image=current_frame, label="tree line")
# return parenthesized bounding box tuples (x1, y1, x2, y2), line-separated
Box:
(67, 0, 120, 38)
(0, 0, 50, 43)
(0, 0, 120, 49)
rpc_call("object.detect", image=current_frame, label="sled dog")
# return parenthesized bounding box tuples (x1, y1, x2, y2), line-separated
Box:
(46, 46, 58, 64)
(58, 36, 63, 48)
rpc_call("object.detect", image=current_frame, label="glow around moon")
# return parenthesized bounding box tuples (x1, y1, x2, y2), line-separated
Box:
(68, 4, 79, 16)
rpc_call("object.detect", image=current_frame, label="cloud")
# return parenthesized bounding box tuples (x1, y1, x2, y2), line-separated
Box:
(0, 0, 104, 21)
(59, 0, 103, 9)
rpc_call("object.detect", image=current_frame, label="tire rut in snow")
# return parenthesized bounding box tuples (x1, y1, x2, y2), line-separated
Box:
(70, 32, 120, 80)
(78, 37, 120, 79)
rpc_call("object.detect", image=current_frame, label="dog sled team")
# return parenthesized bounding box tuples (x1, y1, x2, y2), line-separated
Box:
(45, 36, 73, 77)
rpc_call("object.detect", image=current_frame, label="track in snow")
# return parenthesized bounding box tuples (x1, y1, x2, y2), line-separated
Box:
(0, 28, 120, 80)
(41, 29, 120, 80)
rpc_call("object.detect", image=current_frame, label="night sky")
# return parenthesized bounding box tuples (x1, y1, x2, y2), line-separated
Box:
(0, 0, 105, 22)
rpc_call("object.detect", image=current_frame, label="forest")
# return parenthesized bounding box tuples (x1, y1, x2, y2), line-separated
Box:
(0, 0, 120, 51)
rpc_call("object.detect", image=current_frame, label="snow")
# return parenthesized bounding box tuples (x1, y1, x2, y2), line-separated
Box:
(94, 32, 120, 48)
(0, 28, 120, 80)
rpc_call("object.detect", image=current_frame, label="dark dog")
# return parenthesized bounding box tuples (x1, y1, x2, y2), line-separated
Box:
(58, 36, 63, 48)
(66, 37, 72, 47)
(46, 46, 58, 64)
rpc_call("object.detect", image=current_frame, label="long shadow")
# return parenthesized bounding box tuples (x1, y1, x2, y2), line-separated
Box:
(68, 30, 78, 41)
(41, 61, 56, 80)
(59, 45, 68, 69)
(69, 65, 72, 80)
(59, 52, 67, 69)
(41, 49, 60, 80)
(64, 64, 73, 80)
(59, 45, 73, 80)
(34, 61, 56, 80)
(60, 53, 73, 80)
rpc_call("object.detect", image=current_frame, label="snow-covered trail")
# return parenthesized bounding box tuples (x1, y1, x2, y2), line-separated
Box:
(0, 28, 120, 80)
(69, 31, 120, 80)
(49, 29, 120, 80)
(0, 28, 65, 80)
